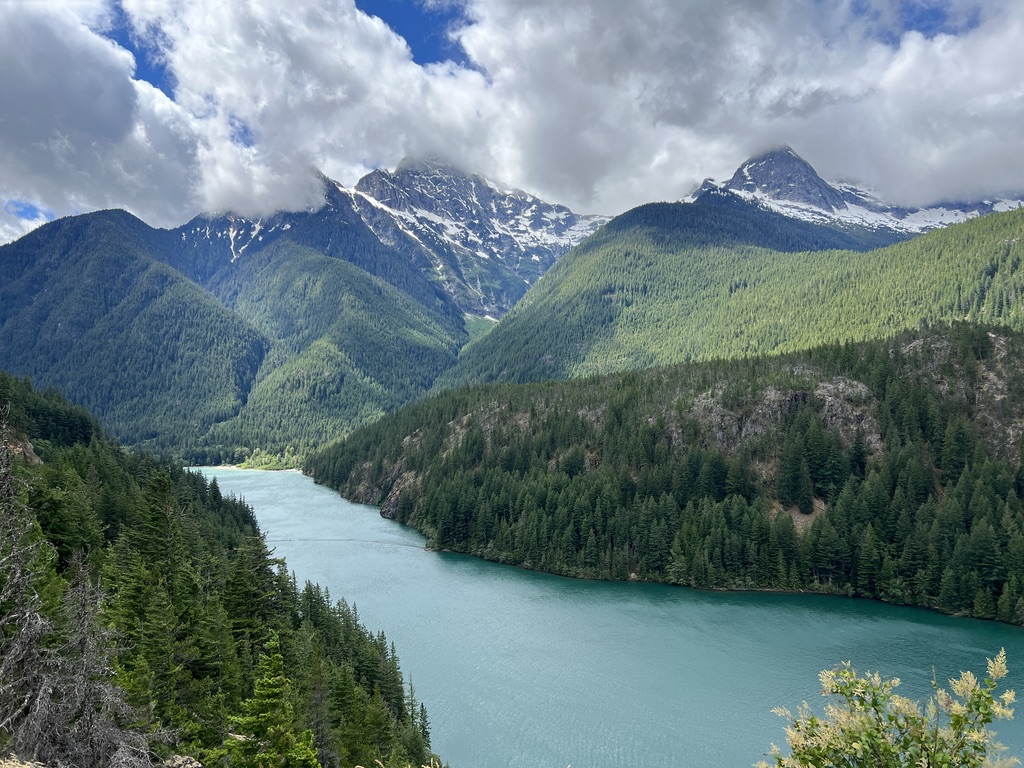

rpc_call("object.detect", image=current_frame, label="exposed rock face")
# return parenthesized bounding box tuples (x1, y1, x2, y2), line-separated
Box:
(4, 438, 42, 465)
(725, 145, 848, 212)
(814, 377, 882, 454)
(174, 158, 607, 318)
(354, 158, 608, 315)
(688, 377, 881, 455)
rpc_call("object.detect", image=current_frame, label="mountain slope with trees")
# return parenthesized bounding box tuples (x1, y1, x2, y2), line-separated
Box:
(191, 240, 466, 463)
(0, 371, 437, 767)
(0, 155, 607, 461)
(0, 203, 468, 461)
(438, 198, 1024, 388)
(309, 322, 1024, 625)
(4, 162, 1022, 463)
(0, 211, 269, 447)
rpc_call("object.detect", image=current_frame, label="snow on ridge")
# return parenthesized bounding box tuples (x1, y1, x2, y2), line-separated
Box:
(694, 172, 1023, 235)
(995, 200, 1024, 214)
(357, 165, 607, 263)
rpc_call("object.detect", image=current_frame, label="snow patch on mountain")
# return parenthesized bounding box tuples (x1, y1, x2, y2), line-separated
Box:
(350, 158, 609, 314)
(171, 158, 608, 317)
(691, 146, 1024, 235)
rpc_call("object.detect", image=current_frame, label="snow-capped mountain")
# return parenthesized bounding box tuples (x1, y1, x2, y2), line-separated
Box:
(172, 159, 608, 317)
(352, 158, 608, 315)
(690, 145, 1024, 234)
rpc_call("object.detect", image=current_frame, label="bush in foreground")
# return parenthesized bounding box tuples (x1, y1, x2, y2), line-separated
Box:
(759, 649, 1018, 768)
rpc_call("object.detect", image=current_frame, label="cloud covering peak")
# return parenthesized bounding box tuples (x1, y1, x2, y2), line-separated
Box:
(1, 0, 1022, 242)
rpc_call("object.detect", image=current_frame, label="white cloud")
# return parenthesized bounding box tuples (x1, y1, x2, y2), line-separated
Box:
(120, 0, 493, 215)
(0, 205, 50, 244)
(0, 2, 200, 229)
(1, 0, 1022, 243)
(452, 0, 1024, 212)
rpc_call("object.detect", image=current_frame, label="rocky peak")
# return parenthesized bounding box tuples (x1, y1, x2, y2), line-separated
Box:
(350, 157, 608, 314)
(725, 145, 848, 212)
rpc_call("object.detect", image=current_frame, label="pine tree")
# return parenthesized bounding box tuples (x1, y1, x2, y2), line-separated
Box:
(226, 632, 321, 768)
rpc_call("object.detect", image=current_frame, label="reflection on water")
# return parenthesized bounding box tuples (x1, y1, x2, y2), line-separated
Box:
(205, 468, 1024, 768)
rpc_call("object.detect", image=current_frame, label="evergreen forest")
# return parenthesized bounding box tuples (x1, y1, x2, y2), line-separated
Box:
(309, 322, 1024, 625)
(4, 191, 1024, 469)
(0, 209, 467, 464)
(0, 371, 437, 767)
(439, 199, 1024, 388)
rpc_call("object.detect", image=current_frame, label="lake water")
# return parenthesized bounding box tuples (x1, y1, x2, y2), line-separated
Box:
(202, 468, 1024, 768)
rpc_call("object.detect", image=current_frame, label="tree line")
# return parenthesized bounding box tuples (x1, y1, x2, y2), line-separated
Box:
(309, 322, 1024, 625)
(0, 370, 437, 767)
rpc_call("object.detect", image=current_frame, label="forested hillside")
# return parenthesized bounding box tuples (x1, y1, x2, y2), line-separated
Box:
(0, 371, 436, 767)
(0, 211, 269, 447)
(438, 197, 1024, 388)
(309, 323, 1024, 624)
(0, 206, 467, 463)
(191, 240, 465, 464)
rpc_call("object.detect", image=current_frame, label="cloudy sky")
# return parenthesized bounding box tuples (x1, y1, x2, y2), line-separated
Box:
(1, 0, 1022, 243)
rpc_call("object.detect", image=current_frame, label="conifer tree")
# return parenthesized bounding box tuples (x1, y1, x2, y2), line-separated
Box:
(226, 632, 321, 768)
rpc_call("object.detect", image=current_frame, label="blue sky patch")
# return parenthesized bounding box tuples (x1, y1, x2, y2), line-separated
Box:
(897, 0, 981, 36)
(101, 0, 175, 97)
(4, 199, 54, 222)
(229, 116, 256, 148)
(848, 0, 982, 44)
(356, 0, 470, 66)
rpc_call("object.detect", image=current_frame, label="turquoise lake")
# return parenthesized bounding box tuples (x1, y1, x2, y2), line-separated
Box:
(203, 467, 1024, 768)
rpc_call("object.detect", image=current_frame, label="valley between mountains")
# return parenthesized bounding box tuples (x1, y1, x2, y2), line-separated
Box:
(2, 147, 1022, 465)
(6, 144, 1024, 768)
(8, 143, 1024, 624)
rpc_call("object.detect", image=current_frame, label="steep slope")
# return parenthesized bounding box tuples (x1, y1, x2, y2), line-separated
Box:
(353, 158, 608, 315)
(168, 160, 606, 320)
(167, 177, 462, 328)
(698, 145, 1024, 233)
(441, 192, 1024, 388)
(0, 210, 268, 446)
(193, 241, 465, 460)
(0, 372, 437, 767)
(308, 322, 1024, 624)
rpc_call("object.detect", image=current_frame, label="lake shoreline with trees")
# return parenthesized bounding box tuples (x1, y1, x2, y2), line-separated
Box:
(309, 322, 1024, 630)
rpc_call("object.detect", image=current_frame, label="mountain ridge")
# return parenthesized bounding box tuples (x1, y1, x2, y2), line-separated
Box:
(170, 159, 608, 318)
(437, 199, 1024, 389)
(0, 158, 605, 458)
(690, 144, 1024, 234)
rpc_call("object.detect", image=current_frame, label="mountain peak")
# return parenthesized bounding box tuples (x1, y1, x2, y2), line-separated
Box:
(394, 155, 467, 178)
(725, 145, 847, 212)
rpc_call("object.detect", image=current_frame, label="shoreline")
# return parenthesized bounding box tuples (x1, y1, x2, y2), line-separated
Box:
(189, 464, 302, 472)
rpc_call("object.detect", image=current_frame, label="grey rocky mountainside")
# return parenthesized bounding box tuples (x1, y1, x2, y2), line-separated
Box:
(173, 158, 608, 317)
(354, 158, 609, 316)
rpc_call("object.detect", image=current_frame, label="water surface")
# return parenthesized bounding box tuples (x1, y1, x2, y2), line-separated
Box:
(204, 468, 1024, 768)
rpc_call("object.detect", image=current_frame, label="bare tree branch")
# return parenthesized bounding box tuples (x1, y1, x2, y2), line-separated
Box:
(0, 408, 51, 740)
